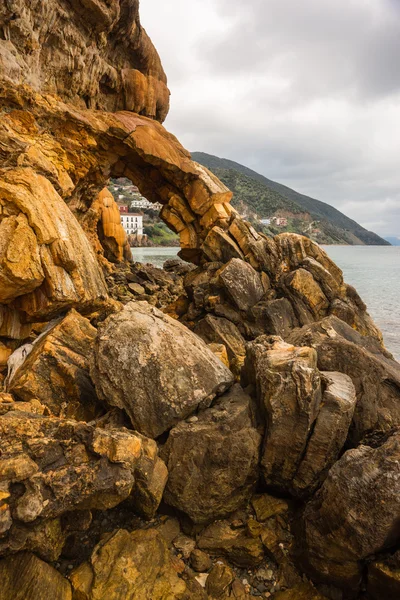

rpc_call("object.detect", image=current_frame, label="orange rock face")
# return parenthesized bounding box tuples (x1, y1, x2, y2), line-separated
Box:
(0, 0, 385, 353)
(0, 0, 170, 120)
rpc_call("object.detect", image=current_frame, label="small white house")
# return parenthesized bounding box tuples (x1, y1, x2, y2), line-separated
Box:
(120, 213, 143, 236)
(260, 218, 271, 225)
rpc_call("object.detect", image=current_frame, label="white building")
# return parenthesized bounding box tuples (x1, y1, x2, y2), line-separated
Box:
(260, 218, 271, 225)
(120, 213, 143, 236)
(131, 197, 163, 211)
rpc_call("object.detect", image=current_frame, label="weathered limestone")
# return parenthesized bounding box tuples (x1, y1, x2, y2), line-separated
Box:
(0, 0, 170, 120)
(292, 371, 357, 496)
(194, 315, 246, 364)
(302, 431, 400, 591)
(288, 315, 400, 443)
(91, 301, 234, 438)
(7, 310, 99, 420)
(248, 298, 299, 339)
(198, 520, 265, 568)
(161, 384, 261, 524)
(92, 188, 130, 263)
(0, 393, 46, 416)
(243, 336, 321, 491)
(69, 528, 188, 599)
(218, 258, 264, 312)
(0, 552, 72, 600)
(0, 410, 166, 556)
(0, 168, 108, 335)
(367, 552, 400, 600)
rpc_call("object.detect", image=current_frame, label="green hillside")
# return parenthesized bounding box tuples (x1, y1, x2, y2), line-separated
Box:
(193, 152, 390, 246)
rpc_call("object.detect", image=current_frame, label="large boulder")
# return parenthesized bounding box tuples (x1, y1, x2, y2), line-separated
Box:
(243, 336, 321, 491)
(243, 337, 357, 497)
(7, 310, 99, 421)
(288, 315, 400, 443)
(292, 371, 356, 496)
(69, 528, 189, 599)
(0, 410, 166, 557)
(161, 384, 261, 524)
(0, 552, 72, 600)
(217, 258, 264, 312)
(194, 315, 246, 364)
(302, 431, 400, 592)
(91, 301, 234, 438)
(247, 298, 299, 338)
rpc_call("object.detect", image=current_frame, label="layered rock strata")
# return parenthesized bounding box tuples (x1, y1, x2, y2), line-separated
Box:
(0, 1, 400, 599)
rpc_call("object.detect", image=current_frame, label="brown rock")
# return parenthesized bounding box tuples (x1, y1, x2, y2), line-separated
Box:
(273, 582, 328, 600)
(190, 549, 212, 573)
(195, 315, 246, 364)
(206, 562, 235, 599)
(292, 371, 357, 496)
(248, 298, 298, 338)
(155, 516, 181, 546)
(288, 315, 400, 443)
(218, 258, 264, 312)
(95, 188, 129, 263)
(202, 227, 244, 263)
(368, 552, 400, 600)
(282, 268, 329, 320)
(198, 520, 264, 568)
(69, 528, 188, 599)
(91, 301, 234, 438)
(302, 431, 400, 591)
(0, 411, 166, 556)
(173, 534, 196, 559)
(128, 282, 146, 295)
(0, 169, 108, 328)
(161, 384, 261, 525)
(207, 343, 230, 368)
(7, 310, 98, 420)
(0, 552, 71, 600)
(0, 393, 46, 416)
(251, 494, 290, 522)
(243, 336, 321, 491)
(0, 0, 169, 120)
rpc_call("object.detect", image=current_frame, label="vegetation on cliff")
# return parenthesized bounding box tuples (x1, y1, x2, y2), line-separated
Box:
(193, 152, 390, 246)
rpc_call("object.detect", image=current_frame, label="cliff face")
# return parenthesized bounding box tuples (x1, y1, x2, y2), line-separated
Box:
(1, 2, 400, 600)
(0, 0, 170, 119)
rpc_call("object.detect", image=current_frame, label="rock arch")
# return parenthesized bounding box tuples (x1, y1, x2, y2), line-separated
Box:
(0, 0, 383, 348)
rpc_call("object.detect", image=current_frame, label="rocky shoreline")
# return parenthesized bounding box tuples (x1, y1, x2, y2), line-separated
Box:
(0, 1, 400, 599)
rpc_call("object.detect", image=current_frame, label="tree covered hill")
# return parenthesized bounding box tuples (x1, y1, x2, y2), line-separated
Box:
(192, 152, 390, 246)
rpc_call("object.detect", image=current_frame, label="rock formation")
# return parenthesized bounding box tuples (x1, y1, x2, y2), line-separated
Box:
(0, 1, 400, 599)
(90, 301, 234, 438)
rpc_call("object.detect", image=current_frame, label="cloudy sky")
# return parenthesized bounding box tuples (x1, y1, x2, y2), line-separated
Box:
(141, 0, 400, 237)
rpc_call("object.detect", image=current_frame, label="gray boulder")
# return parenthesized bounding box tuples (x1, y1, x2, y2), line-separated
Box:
(243, 336, 321, 491)
(292, 371, 356, 496)
(218, 258, 264, 312)
(302, 431, 400, 592)
(91, 301, 234, 438)
(161, 384, 261, 524)
(288, 315, 400, 443)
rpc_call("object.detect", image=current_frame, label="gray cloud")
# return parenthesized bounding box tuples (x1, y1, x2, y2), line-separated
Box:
(141, 0, 400, 236)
